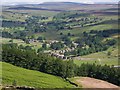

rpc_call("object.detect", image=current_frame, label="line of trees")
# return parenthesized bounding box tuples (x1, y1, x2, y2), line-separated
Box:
(2, 20, 25, 27)
(77, 63, 120, 86)
(90, 29, 119, 37)
(2, 43, 120, 86)
(2, 43, 76, 78)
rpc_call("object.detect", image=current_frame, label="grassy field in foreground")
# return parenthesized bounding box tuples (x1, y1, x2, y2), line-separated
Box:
(1, 62, 73, 88)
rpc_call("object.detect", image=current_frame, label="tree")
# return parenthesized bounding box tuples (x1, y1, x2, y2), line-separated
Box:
(68, 33, 71, 36)
(25, 39, 30, 44)
(60, 32, 63, 35)
(107, 51, 111, 56)
(50, 42, 64, 50)
(37, 36, 44, 40)
(9, 39, 13, 43)
(65, 60, 75, 78)
(42, 43, 47, 49)
(31, 35, 35, 39)
(25, 46, 32, 50)
(37, 48, 44, 53)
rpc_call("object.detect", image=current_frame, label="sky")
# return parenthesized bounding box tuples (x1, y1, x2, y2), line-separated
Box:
(2, 0, 119, 4)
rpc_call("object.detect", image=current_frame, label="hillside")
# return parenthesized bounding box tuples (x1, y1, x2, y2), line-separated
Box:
(1, 62, 74, 88)
(73, 35, 119, 66)
(74, 45, 119, 66)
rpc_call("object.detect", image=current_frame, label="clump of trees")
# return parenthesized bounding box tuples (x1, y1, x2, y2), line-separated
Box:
(37, 36, 46, 41)
(77, 63, 120, 86)
(50, 42, 64, 50)
(62, 36, 72, 46)
(90, 29, 119, 37)
(2, 31, 13, 38)
(2, 20, 24, 27)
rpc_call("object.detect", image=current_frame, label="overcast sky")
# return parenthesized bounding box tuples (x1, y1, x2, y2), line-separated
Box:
(2, 0, 119, 4)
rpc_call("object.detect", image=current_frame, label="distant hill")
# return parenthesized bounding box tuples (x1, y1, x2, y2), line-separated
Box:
(3, 1, 118, 6)
(1, 62, 73, 88)
(39, 2, 87, 5)
(94, 2, 118, 4)
(6, 1, 118, 11)
(8, 2, 87, 11)
(8, 6, 64, 11)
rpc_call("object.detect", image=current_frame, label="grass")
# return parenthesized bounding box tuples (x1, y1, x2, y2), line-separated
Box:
(74, 45, 119, 66)
(2, 9, 59, 22)
(2, 11, 27, 22)
(34, 30, 62, 40)
(59, 23, 117, 34)
(1, 62, 73, 88)
(2, 27, 25, 33)
(1, 38, 42, 50)
(7, 10, 59, 17)
(74, 58, 118, 66)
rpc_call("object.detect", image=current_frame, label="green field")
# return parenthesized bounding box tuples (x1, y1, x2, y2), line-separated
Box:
(1, 38, 42, 50)
(2, 27, 25, 33)
(2, 11, 27, 22)
(74, 45, 119, 66)
(1, 62, 73, 88)
(74, 58, 118, 66)
(2, 10, 59, 21)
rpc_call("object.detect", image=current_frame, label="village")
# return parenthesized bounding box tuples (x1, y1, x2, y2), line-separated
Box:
(26, 38, 79, 60)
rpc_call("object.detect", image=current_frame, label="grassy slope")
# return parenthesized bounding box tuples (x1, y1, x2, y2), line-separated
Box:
(2, 27, 25, 33)
(34, 22, 118, 40)
(74, 45, 119, 66)
(74, 35, 119, 66)
(36, 14, 118, 40)
(2, 9, 59, 21)
(1, 62, 73, 88)
(74, 58, 118, 66)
